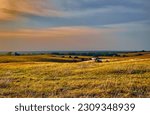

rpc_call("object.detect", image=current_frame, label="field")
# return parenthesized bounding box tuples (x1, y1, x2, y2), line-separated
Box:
(0, 52, 150, 98)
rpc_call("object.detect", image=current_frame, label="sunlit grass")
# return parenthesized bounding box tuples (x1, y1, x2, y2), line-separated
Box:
(0, 54, 150, 98)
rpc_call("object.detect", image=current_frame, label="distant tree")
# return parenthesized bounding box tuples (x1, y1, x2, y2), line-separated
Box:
(106, 60, 109, 62)
(74, 56, 79, 59)
(136, 53, 143, 56)
(81, 58, 85, 61)
(141, 50, 145, 52)
(14, 52, 20, 56)
(69, 56, 72, 58)
(122, 55, 128, 57)
(7, 52, 12, 56)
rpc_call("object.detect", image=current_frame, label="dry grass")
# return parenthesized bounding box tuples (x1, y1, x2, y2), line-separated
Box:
(0, 54, 150, 98)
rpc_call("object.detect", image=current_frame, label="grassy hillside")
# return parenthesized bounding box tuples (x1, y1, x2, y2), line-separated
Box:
(0, 55, 84, 63)
(0, 53, 150, 98)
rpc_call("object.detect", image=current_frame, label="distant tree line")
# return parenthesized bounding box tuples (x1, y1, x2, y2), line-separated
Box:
(6, 52, 20, 56)
(51, 51, 120, 57)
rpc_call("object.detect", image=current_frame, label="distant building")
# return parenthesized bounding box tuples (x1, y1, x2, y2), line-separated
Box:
(91, 57, 102, 62)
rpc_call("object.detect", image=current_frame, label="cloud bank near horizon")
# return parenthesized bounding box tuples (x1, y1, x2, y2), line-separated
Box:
(0, 0, 150, 51)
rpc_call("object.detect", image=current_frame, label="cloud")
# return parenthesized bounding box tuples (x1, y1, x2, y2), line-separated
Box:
(0, 26, 117, 39)
(0, 26, 119, 51)
(0, 24, 149, 51)
(0, 0, 149, 51)
(0, 0, 63, 21)
(0, 0, 149, 26)
(54, 0, 148, 11)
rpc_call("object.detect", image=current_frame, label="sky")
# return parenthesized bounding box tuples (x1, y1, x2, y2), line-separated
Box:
(0, 0, 150, 51)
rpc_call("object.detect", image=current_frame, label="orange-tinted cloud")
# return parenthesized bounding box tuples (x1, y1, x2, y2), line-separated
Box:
(0, 0, 62, 21)
(0, 26, 117, 39)
(0, 26, 119, 51)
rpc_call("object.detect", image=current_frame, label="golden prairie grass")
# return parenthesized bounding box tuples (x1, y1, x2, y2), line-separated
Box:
(0, 54, 150, 98)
